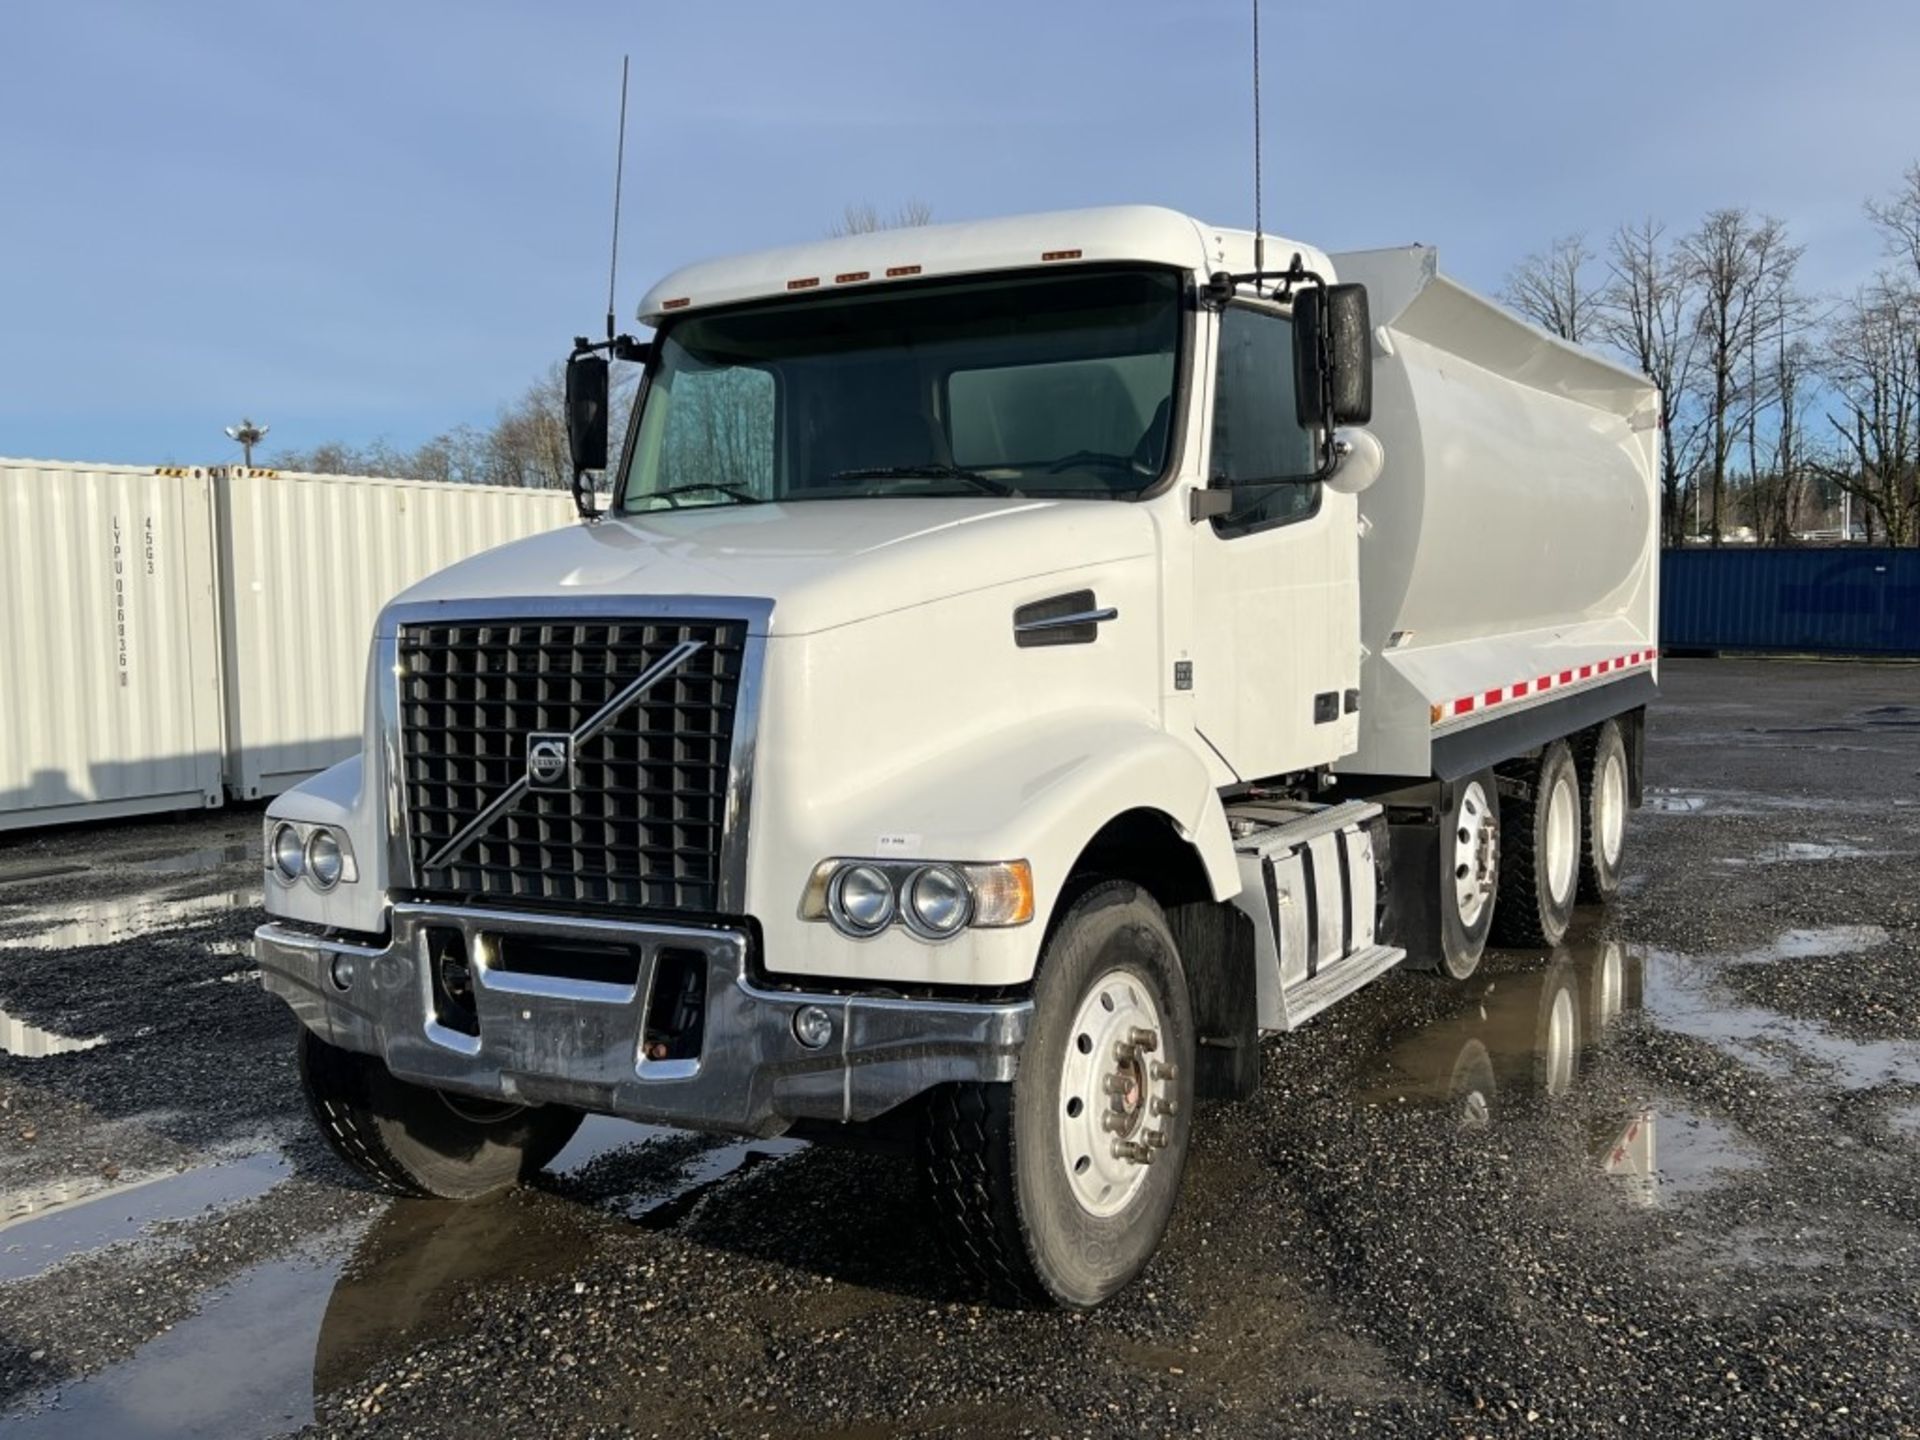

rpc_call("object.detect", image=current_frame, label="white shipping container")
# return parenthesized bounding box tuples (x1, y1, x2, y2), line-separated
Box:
(0, 460, 226, 831)
(215, 467, 574, 798)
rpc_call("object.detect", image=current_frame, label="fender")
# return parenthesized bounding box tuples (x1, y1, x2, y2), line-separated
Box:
(262, 753, 388, 934)
(752, 711, 1241, 988)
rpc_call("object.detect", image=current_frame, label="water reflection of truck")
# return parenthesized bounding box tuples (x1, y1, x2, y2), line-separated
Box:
(1363, 938, 1644, 1127)
(255, 208, 1660, 1306)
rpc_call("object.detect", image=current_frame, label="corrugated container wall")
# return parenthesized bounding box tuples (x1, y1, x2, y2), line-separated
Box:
(215, 468, 574, 798)
(1661, 547, 1920, 657)
(1, 460, 226, 830)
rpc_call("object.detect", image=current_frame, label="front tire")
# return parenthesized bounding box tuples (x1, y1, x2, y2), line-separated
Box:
(298, 1030, 583, 1200)
(920, 881, 1196, 1308)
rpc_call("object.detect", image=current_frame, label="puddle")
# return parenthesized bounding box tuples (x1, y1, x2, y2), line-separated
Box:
(1720, 842, 1896, 865)
(1601, 1104, 1762, 1206)
(0, 864, 90, 887)
(544, 1112, 679, 1175)
(131, 844, 253, 876)
(0, 1126, 805, 1437)
(2, 1239, 357, 1439)
(1363, 938, 1641, 1126)
(0, 1150, 290, 1284)
(0, 890, 257, 952)
(1641, 948, 1920, 1089)
(1640, 787, 1827, 817)
(0, 1008, 106, 1059)
(1728, 925, 1889, 963)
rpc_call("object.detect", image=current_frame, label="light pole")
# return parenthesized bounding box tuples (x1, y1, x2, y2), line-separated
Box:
(224, 418, 269, 468)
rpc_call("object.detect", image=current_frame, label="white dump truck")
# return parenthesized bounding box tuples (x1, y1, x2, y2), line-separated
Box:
(256, 206, 1659, 1307)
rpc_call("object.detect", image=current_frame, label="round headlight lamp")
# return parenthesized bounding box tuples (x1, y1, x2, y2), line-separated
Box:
(903, 864, 973, 939)
(306, 828, 344, 890)
(827, 864, 895, 936)
(271, 823, 305, 882)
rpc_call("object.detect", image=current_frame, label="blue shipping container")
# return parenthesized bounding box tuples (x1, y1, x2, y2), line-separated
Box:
(1661, 547, 1920, 657)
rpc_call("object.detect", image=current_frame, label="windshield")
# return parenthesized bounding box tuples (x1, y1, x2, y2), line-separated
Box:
(616, 267, 1182, 512)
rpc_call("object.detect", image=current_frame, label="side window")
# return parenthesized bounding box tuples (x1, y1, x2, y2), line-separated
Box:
(1209, 305, 1319, 534)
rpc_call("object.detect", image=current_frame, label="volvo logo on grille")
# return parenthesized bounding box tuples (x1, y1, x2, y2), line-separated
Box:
(526, 733, 574, 790)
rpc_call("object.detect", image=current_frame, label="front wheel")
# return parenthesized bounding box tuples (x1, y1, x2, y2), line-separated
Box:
(920, 881, 1196, 1308)
(298, 1030, 583, 1200)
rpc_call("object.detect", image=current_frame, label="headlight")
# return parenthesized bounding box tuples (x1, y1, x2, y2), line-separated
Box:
(271, 823, 305, 882)
(306, 828, 344, 890)
(803, 857, 1032, 940)
(827, 864, 895, 936)
(903, 864, 972, 938)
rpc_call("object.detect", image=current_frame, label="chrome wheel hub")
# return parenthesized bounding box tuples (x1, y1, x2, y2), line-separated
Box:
(1057, 968, 1173, 1217)
(1545, 769, 1579, 907)
(1596, 749, 1627, 869)
(1453, 781, 1498, 929)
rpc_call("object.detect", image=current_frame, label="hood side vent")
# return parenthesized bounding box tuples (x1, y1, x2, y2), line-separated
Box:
(1014, 590, 1116, 648)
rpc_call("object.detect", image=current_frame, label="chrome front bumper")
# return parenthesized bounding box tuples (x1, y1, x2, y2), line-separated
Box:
(256, 904, 1033, 1138)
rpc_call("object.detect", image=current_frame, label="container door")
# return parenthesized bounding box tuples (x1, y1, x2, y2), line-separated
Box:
(1188, 303, 1359, 781)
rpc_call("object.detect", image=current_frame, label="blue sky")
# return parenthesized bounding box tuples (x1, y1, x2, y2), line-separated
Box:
(4, 0, 1918, 467)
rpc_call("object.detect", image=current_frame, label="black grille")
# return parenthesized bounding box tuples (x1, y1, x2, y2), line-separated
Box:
(398, 618, 747, 913)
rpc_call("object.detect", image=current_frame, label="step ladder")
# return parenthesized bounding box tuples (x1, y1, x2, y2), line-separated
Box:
(1226, 798, 1407, 1032)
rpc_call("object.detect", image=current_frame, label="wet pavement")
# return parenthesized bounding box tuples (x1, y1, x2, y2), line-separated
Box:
(1, 657, 1918, 1438)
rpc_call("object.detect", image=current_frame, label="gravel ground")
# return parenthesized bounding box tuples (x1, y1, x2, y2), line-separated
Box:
(2, 658, 1918, 1439)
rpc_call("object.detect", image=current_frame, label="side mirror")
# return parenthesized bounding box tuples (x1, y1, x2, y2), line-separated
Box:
(565, 351, 610, 475)
(1292, 283, 1373, 428)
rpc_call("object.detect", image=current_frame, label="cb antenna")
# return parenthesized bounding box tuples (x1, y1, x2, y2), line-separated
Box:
(1251, 0, 1264, 280)
(606, 53, 630, 343)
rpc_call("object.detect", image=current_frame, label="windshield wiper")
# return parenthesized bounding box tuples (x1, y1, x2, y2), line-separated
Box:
(829, 464, 1020, 496)
(641, 482, 765, 507)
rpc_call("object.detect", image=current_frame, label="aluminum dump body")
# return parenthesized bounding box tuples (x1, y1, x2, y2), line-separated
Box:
(1330, 248, 1662, 780)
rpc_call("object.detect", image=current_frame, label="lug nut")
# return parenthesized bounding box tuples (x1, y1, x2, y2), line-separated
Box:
(1129, 1027, 1159, 1052)
(1145, 1127, 1169, 1149)
(1151, 1096, 1177, 1117)
(1112, 1139, 1152, 1165)
(1150, 1060, 1178, 1082)
(1101, 1110, 1127, 1134)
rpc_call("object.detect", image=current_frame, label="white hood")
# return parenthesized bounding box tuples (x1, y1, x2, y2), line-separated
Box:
(393, 497, 1157, 635)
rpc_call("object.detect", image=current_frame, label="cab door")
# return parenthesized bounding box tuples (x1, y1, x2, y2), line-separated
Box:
(1188, 300, 1359, 781)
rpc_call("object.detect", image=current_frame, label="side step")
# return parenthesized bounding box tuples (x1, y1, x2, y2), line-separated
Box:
(1226, 798, 1407, 1032)
(1280, 943, 1405, 1028)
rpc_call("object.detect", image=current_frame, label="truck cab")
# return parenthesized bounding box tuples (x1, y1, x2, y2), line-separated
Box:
(257, 206, 1658, 1308)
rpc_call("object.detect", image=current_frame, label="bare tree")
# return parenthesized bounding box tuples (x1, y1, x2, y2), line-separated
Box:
(829, 199, 935, 237)
(1813, 277, 1920, 544)
(1501, 234, 1597, 343)
(1680, 210, 1800, 543)
(1865, 162, 1920, 282)
(1596, 220, 1701, 544)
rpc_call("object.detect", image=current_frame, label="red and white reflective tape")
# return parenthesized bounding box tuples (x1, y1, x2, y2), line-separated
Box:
(1431, 648, 1658, 726)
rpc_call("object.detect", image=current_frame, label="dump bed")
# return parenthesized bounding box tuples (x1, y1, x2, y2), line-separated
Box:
(1330, 246, 1661, 781)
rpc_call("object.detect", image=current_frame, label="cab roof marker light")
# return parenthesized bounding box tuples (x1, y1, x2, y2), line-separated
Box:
(884, 264, 922, 278)
(787, 276, 820, 291)
(661, 296, 691, 310)
(834, 270, 870, 284)
(1041, 249, 1082, 262)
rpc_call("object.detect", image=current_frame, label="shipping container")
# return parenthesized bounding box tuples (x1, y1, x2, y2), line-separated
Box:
(214, 467, 574, 798)
(1661, 546, 1920, 658)
(1, 460, 226, 831)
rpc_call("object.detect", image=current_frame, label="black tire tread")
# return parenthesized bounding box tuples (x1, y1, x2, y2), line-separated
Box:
(919, 1082, 1045, 1306)
(1491, 744, 1577, 949)
(1572, 721, 1625, 904)
(297, 1029, 580, 1200)
(298, 1029, 433, 1197)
